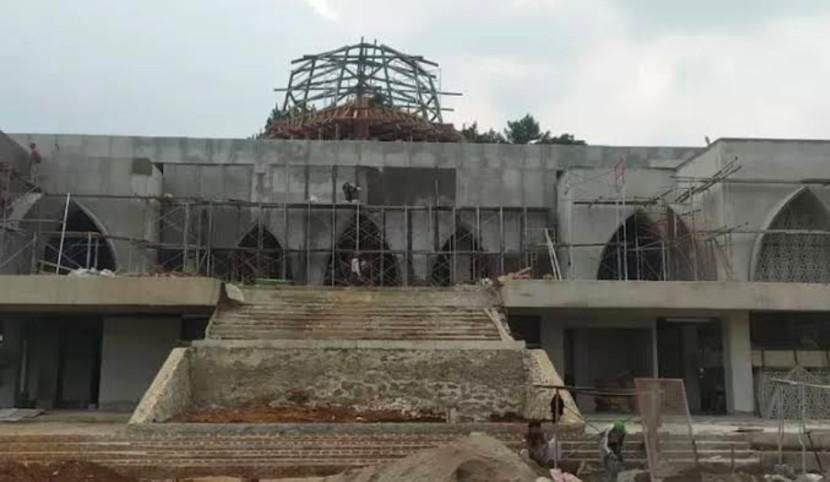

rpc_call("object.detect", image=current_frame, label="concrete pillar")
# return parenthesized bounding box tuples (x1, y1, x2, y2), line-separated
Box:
(33, 322, 59, 409)
(540, 316, 565, 375)
(0, 319, 21, 408)
(722, 311, 754, 414)
(682, 325, 702, 413)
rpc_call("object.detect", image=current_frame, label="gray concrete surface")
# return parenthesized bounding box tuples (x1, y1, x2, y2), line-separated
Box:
(187, 345, 539, 422)
(192, 339, 526, 350)
(0, 275, 221, 312)
(98, 316, 182, 411)
(132, 344, 562, 424)
(130, 347, 191, 424)
(501, 280, 830, 313)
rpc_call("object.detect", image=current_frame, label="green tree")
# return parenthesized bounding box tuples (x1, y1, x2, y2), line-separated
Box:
(264, 103, 316, 130)
(503, 114, 551, 144)
(539, 133, 587, 145)
(461, 122, 506, 143)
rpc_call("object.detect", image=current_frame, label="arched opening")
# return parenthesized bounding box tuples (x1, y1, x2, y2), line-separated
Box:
(430, 226, 488, 286)
(598, 211, 664, 280)
(326, 214, 399, 286)
(42, 204, 116, 273)
(755, 190, 830, 282)
(234, 226, 290, 283)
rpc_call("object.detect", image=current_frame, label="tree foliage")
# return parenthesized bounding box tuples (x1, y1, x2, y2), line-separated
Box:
(504, 114, 550, 144)
(460, 122, 507, 143)
(264, 103, 316, 130)
(462, 114, 586, 145)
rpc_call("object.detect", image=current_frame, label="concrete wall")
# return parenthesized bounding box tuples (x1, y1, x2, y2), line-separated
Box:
(187, 345, 534, 422)
(132, 342, 561, 423)
(130, 347, 191, 424)
(501, 280, 830, 313)
(558, 168, 678, 279)
(2, 134, 698, 280)
(676, 139, 830, 282)
(14, 134, 830, 285)
(0, 130, 27, 172)
(98, 316, 181, 411)
(0, 276, 220, 312)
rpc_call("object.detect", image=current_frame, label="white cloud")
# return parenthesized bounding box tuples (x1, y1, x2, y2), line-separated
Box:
(304, 0, 340, 21)
(3, 0, 830, 144)
(544, 12, 830, 145)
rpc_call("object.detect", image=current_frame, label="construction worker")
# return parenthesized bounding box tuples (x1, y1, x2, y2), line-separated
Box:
(350, 253, 361, 285)
(524, 421, 558, 468)
(359, 256, 370, 285)
(602, 420, 626, 473)
(28, 143, 42, 184)
(342, 182, 360, 203)
(550, 390, 565, 424)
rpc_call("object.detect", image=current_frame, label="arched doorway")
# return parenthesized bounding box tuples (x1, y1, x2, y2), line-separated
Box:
(234, 226, 290, 283)
(755, 189, 830, 282)
(42, 204, 116, 273)
(430, 226, 488, 286)
(597, 211, 664, 280)
(326, 214, 399, 286)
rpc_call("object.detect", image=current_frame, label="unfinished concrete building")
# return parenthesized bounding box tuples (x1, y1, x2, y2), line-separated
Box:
(3, 129, 830, 421)
(0, 43, 829, 433)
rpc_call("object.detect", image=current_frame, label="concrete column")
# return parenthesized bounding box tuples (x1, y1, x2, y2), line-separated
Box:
(540, 316, 565, 375)
(651, 320, 659, 377)
(33, 322, 59, 409)
(722, 311, 754, 414)
(682, 325, 702, 413)
(0, 319, 21, 408)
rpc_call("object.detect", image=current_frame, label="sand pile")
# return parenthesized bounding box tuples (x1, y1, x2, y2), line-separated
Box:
(320, 433, 540, 482)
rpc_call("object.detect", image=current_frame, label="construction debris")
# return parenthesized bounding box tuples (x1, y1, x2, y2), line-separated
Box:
(496, 267, 533, 285)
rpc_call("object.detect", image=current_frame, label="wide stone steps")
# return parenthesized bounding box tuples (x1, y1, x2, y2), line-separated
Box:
(0, 430, 761, 479)
(207, 286, 503, 341)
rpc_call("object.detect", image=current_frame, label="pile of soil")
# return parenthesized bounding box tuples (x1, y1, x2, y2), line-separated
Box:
(320, 433, 539, 482)
(175, 403, 443, 423)
(0, 460, 136, 482)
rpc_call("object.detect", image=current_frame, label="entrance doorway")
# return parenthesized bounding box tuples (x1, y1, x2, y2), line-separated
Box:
(16, 318, 103, 409)
(657, 319, 726, 414)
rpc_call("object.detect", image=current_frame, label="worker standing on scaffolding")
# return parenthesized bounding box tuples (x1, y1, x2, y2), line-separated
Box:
(28, 143, 42, 184)
(350, 253, 362, 285)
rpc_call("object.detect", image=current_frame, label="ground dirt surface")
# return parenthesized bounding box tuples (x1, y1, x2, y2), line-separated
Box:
(174, 403, 444, 423)
(0, 460, 136, 482)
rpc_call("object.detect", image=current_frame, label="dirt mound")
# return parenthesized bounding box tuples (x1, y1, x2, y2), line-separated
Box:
(0, 460, 136, 482)
(321, 433, 539, 482)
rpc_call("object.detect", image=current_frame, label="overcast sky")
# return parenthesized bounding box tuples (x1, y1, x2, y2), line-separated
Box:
(2, 0, 830, 145)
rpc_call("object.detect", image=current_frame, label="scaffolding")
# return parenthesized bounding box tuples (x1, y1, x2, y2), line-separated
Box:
(559, 157, 743, 281)
(265, 40, 462, 141)
(0, 170, 550, 285)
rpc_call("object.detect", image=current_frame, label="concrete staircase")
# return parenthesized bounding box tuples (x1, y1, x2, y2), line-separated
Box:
(0, 429, 762, 480)
(561, 433, 760, 470)
(207, 286, 504, 341)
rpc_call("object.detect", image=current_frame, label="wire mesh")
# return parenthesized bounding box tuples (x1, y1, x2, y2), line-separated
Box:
(635, 378, 699, 481)
(757, 367, 830, 420)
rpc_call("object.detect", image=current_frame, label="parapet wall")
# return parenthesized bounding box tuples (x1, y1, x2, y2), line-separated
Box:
(131, 341, 573, 424)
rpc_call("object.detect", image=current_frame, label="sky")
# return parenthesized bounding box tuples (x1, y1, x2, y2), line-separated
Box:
(2, 0, 830, 145)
